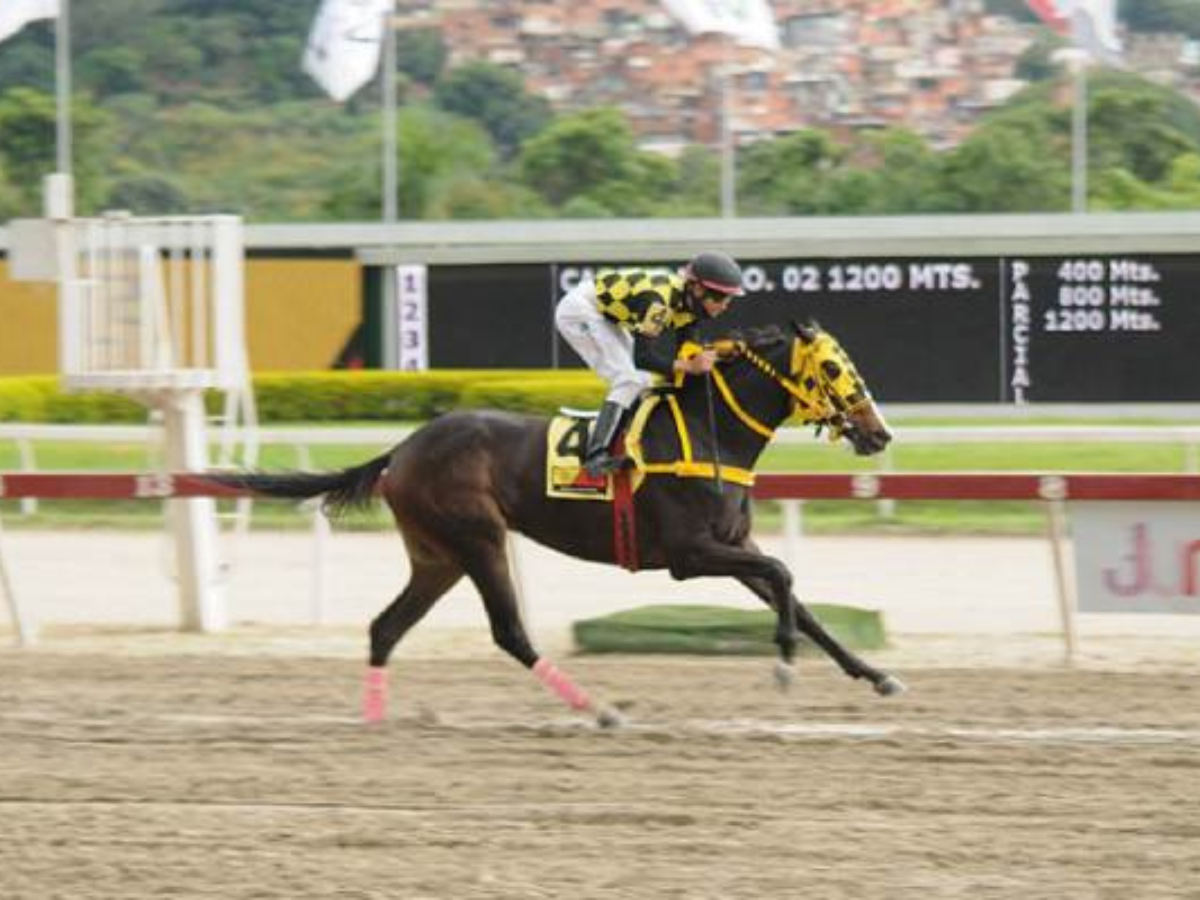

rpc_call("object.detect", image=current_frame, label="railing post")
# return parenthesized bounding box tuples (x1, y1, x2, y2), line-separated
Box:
(0, 512, 36, 646)
(780, 499, 803, 571)
(876, 445, 896, 519)
(17, 439, 38, 517)
(1045, 499, 1078, 666)
(310, 504, 329, 626)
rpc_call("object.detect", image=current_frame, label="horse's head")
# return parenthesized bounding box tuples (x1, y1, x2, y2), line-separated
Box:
(786, 321, 891, 456)
(707, 323, 890, 456)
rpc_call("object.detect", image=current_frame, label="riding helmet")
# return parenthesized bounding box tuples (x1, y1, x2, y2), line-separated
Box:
(685, 250, 745, 296)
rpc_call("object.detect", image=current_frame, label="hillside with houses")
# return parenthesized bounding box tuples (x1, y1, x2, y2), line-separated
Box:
(397, 0, 1200, 152)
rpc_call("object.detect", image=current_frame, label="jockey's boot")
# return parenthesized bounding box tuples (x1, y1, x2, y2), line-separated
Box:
(583, 401, 626, 478)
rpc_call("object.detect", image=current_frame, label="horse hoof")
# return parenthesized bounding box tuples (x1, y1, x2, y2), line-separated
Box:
(773, 661, 796, 692)
(596, 706, 626, 729)
(874, 674, 907, 697)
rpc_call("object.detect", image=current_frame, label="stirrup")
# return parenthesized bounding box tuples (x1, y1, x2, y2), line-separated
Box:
(584, 452, 627, 479)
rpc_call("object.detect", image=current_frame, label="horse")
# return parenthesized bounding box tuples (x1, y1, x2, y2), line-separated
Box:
(214, 321, 905, 726)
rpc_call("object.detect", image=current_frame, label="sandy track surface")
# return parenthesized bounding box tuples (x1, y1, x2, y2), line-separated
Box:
(2, 651, 1198, 899)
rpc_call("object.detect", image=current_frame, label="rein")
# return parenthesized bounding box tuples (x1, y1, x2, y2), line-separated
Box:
(624, 333, 868, 486)
(708, 339, 864, 441)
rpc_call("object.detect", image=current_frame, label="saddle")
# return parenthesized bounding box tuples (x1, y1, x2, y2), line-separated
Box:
(546, 411, 641, 501)
(545, 378, 754, 501)
(546, 409, 643, 570)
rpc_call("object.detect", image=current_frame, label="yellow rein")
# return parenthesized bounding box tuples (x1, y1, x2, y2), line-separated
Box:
(625, 337, 867, 486)
(711, 340, 862, 438)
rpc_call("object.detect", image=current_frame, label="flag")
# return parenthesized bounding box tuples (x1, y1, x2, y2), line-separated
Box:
(1026, 0, 1121, 61)
(302, 0, 394, 102)
(0, 0, 58, 44)
(661, 0, 781, 51)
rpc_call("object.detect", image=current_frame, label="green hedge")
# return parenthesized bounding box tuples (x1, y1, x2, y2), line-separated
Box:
(0, 370, 607, 423)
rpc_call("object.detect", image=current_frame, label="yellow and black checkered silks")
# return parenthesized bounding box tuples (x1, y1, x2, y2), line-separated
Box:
(594, 268, 697, 336)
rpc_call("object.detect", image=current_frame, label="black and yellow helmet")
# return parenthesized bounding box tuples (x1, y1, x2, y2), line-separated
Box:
(684, 250, 745, 297)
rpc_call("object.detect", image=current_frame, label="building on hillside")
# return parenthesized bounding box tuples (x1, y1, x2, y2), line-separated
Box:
(396, 1, 1200, 153)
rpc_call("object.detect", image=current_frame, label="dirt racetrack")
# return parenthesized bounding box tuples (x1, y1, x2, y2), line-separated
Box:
(2, 646, 1199, 900)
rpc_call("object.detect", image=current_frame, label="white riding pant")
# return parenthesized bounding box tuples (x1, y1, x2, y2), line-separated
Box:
(555, 278, 653, 409)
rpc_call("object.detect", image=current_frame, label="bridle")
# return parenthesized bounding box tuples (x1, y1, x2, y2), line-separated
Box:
(626, 330, 884, 486)
(705, 335, 871, 443)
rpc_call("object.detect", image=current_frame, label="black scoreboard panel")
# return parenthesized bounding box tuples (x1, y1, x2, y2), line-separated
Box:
(425, 254, 1200, 402)
(709, 258, 1003, 402)
(428, 264, 552, 368)
(1015, 255, 1199, 402)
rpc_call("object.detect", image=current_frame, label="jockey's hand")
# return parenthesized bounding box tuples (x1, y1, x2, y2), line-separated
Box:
(676, 349, 718, 376)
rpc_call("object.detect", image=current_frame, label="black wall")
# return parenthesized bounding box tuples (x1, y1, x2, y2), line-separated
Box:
(420, 253, 1200, 403)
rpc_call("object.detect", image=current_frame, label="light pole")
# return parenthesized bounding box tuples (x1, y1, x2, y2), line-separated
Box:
(381, 8, 398, 222)
(1054, 47, 1090, 214)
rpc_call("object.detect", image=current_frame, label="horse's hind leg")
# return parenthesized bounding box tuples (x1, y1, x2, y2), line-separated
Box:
(457, 533, 617, 724)
(363, 553, 462, 723)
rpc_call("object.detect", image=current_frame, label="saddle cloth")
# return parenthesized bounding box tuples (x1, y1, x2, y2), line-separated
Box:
(545, 413, 645, 501)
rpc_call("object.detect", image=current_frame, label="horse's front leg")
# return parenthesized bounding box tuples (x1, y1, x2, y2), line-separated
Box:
(736, 540, 906, 697)
(667, 541, 802, 673)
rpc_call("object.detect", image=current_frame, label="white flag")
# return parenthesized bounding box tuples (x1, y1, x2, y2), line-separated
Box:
(661, 0, 781, 51)
(302, 0, 393, 102)
(1026, 0, 1121, 61)
(0, 0, 58, 45)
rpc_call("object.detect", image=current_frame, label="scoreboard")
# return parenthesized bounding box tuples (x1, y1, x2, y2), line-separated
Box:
(424, 253, 1199, 403)
(706, 254, 1197, 403)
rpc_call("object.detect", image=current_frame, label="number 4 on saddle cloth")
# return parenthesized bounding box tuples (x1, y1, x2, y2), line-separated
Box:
(546, 341, 760, 503)
(546, 412, 637, 501)
(545, 378, 757, 571)
(546, 406, 648, 571)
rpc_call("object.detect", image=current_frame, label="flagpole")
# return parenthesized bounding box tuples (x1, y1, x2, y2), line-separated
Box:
(719, 35, 735, 218)
(381, 4, 398, 222)
(1054, 45, 1089, 214)
(1071, 57, 1087, 213)
(55, 0, 71, 175)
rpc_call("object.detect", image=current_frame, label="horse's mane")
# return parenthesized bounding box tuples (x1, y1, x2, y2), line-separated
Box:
(725, 320, 824, 353)
(726, 324, 790, 351)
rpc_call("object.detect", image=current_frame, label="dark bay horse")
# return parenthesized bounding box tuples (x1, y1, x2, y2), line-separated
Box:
(215, 322, 905, 725)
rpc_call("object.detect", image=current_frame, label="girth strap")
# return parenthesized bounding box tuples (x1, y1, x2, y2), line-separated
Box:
(625, 393, 757, 487)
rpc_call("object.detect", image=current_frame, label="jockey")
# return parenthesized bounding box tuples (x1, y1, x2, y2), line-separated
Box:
(554, 249, 745, 477)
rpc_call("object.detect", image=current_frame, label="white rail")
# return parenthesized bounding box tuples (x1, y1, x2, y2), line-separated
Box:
(1, 422, 1198, 453)
(3, 421, 1197, 649)
(3, 422, 1197, 517)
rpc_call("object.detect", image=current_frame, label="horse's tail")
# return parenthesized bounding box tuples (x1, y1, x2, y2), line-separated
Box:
(210, 450, 393, 517)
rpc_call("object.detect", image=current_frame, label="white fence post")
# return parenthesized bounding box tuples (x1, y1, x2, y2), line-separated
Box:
(780, 499, 803, 572)
(1045, 499, 1078, 666)
(0, 512, 36, 646)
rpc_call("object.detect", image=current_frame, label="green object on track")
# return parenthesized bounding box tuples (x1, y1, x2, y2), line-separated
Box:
(572, 603, 886, 656)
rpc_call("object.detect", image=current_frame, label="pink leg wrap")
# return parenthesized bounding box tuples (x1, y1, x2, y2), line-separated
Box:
(363, 666, 387, 724)
(533, 658, 592, 712)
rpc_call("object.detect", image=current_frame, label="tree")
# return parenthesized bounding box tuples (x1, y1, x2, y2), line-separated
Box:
(0, 88, 112, 215)
(106, 173, 191, 214)
(1088, 83, 1197, 182)
(737, 129, 846, 215)
(427, 178, 549, 220)
(938, 111, 1071, 212)
(434, 61, 552, 158)
(323, 104, 500, 220)
(829, 129, 945, 213)
(78, 48, 145, 96)
(673, 146, 720, 216)
(516, 107, 684, 215)
(1122, 0, 1200, 39)
(1093, 154, 1200, 210)
(1014, 33, 1066, 82)
(397, 28, 448, 87)
(0, 162, 22, 220)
